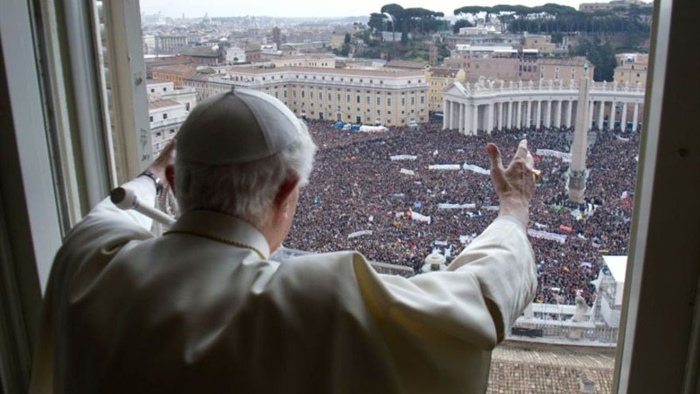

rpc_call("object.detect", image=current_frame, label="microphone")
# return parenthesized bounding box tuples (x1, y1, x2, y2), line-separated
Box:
(110, 187, 176, 226)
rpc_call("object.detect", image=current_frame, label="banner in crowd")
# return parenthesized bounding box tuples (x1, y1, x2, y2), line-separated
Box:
(483, 205, 499, 211)
(394, 210, 432, 224)
(527, 229, 567, 244)
(438, 203, 476, 210)
(399, 168, 415, 176)
(411, 211, 431, 224)
(359, 125, 388, 133)
(466, 211, 483, 218)
(535, 149, 572, 162)
(390, 155, 418, 161)
(462, 164, 490, 175)
(459, 234, 476, 244)
(429, 164, 461, 171)
(348, 230, 373, 239)
(615, 135, 630, 142)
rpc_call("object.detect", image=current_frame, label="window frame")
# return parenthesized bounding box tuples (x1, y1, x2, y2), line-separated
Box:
(613, 0, 700, 392)
(1, 1, 699, 393)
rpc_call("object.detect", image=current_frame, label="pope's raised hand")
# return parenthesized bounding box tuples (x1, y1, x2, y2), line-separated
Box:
(145, 139, 176, 188)
(486, 139, 536, 228)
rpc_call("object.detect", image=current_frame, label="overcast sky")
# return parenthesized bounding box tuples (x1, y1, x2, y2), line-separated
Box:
(139, 0, 587, 19)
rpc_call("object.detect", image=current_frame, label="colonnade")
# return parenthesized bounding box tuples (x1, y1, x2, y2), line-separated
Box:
(445, 99, 573, 134)
(442, 81, 645, 135)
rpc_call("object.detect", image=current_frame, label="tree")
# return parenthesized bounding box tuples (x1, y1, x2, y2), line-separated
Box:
(453, 19, 473, 34)
(437, 42, 451, 62)
(381, 3, 405, 30)
(551, 32, 564, 44)
(454, 6, 480, 22)
(380, 4, 404, 44)
(368, 13, 386, 36)
(572, 37, 617, 81)
(448, 3, 650, 37)
(401, 7, 445, 35)
(339, 33, 351, 57)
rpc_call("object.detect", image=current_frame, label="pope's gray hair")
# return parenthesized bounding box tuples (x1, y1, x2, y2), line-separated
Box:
(174, 121, 317, 227)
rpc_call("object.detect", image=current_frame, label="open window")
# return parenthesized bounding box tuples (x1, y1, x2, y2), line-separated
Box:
(0, 0, 698, 393)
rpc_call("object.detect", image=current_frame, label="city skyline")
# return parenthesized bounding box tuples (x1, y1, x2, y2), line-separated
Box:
(140, 0, 590, 19)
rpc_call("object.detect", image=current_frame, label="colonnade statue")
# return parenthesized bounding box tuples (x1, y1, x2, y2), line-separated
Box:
(571, 295, 590, 323)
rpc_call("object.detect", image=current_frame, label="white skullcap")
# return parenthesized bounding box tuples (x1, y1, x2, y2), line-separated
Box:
(177, 88, 304, 165)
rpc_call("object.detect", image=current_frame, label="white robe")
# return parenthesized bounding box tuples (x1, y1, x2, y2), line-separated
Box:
(30, 177, 536, 394)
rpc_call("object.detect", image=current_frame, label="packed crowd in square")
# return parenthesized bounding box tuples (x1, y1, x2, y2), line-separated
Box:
(286, 119, 639, 306)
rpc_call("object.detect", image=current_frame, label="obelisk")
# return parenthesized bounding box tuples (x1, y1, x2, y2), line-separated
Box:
(568, 62, 590, 203)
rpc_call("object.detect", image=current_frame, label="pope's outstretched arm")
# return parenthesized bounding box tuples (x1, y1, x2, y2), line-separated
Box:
(354, 140, 537, 349)
(29, 142, 176, 394)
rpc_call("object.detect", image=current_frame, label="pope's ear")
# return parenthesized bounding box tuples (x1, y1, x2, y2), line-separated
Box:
(274, 175, 300, 208)
(165, 164, 175, 195)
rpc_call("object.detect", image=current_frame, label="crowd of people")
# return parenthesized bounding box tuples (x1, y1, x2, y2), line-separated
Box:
(282, 119, 640, 306)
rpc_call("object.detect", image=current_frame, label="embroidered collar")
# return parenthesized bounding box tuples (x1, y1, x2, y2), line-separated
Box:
(165, 210, 270, 260)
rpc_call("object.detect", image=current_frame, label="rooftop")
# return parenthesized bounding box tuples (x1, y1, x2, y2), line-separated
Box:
(617, 53, 649, 64)
(148, 99, 182, 110)
(428, 67, 462, 78)
(151, 64, 196, 75)
(178, 46, 222, 58)
(384, 60, 430, 70)
(185, 72, 214, 82)
(539, 56, 589, 66)
(222, 66, 425, 79)
(275, 54, 334, 61)
(146, 79, 170, 85)
(455, 45, 517, 53)
(488, 341, 615, 393)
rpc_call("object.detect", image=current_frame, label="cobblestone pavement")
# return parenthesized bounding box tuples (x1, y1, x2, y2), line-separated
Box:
(488, 341, 616, 393)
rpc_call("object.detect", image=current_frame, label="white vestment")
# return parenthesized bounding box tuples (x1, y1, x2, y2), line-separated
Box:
(30, 177, 536, 394)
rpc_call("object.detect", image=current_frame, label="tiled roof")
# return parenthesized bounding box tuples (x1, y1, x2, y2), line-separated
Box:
(488, 342, 615, 393)
(152, 64, 196, 75)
